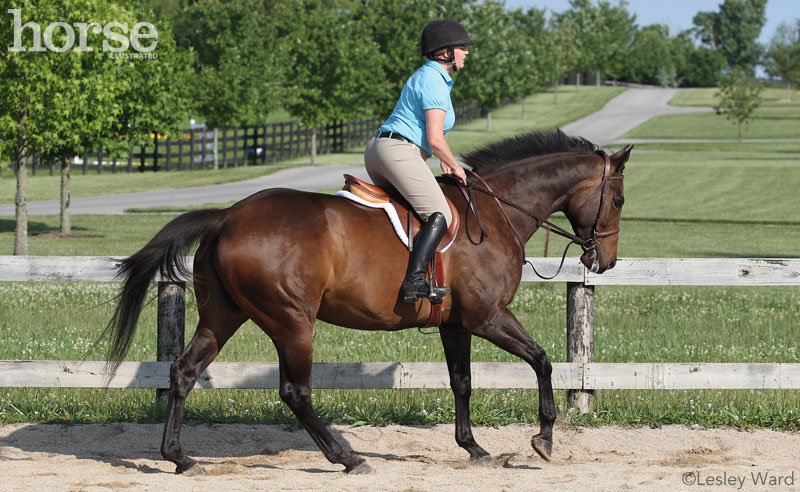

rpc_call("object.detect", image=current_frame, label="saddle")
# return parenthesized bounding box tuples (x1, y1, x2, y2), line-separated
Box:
(339, 174, 459, 253)
(337, 174, 459, 328)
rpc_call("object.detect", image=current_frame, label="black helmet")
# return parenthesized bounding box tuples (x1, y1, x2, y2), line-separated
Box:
(420, 19, 476, 57)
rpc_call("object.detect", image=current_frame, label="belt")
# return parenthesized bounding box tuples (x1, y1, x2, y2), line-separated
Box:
(377, 131, 411, 144)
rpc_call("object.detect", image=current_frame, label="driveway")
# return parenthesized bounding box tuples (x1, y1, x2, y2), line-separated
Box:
(0, 87, 710, 216)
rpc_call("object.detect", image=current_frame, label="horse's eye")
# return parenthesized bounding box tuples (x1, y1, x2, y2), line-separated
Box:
(612, 198, 624, 209)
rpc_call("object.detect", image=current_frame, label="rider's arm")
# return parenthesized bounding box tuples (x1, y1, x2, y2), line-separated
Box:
(425, 109, 467, 185)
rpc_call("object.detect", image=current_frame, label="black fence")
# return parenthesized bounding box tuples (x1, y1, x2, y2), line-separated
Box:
(3, 102, 482, 176)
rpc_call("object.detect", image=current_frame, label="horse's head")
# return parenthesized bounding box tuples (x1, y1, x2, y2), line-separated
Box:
(564, 145, 632, 274)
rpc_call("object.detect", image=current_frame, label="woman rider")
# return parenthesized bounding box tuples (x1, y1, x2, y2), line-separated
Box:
(364, 19, 475, 305)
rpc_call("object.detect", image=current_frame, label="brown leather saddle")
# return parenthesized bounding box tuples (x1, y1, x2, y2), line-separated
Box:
(341, 174, 459, 252)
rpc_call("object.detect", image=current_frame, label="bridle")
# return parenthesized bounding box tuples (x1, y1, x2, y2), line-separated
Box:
(457, 152, 623, 278)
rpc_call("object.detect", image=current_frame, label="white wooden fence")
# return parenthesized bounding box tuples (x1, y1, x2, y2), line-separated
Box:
(1, 256, 799, 413)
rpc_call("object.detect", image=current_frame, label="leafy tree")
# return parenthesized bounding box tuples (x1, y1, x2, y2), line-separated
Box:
(174, 0, 287, 169)
(278, 0, 386, 164)
(592, 0, 636, 84)
(0, 0, 192, 250)
(622, 24, 675, 86)
(764, 20, 800, 100)
(545, 13, 580, 103)
(454, 1, 522, 131)
(714, 68, 763, 141)
(682, 45, 727, 87)
(511, 7, 549, 118)
(694, 0, 767, 74)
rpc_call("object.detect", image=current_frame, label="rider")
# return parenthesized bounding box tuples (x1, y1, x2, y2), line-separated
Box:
(364, 18, 474, 305)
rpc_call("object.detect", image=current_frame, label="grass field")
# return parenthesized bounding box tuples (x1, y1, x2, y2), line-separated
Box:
(1, 86, 799, 430)
(624, 87, 800, 140)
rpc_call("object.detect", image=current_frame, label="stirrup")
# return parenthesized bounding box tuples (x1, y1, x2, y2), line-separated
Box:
(402, 280, 450, 305)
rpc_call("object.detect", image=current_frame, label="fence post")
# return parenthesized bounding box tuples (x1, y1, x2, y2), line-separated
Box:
(157, 281, 186, 404)
(566, 281, 595, 413)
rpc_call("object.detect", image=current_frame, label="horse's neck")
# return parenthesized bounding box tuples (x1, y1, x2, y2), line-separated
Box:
(480, 154, 596, 241)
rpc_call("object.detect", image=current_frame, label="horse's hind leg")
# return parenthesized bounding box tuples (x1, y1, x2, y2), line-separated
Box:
(161, 312, 246, 474)
(471, 307, 556, 462)
(271, 330, 372, 474)
(439, 328, 490, 461)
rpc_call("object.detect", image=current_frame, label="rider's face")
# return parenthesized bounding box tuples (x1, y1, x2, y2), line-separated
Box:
(453, 45, 469, 70)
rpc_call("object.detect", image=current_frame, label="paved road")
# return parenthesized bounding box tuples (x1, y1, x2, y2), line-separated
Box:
(0, 87, 711, 216)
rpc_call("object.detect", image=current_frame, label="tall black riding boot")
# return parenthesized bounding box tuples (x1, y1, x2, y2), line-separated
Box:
(401, 212, 451, 304)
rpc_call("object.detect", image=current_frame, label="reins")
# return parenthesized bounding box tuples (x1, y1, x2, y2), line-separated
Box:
(456, 153, 621, 279)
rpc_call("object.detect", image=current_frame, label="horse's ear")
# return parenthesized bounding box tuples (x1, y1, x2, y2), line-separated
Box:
(610, 145, 633, 172)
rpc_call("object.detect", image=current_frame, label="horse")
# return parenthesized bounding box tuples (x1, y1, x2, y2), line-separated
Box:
(104, 128, 631, 475)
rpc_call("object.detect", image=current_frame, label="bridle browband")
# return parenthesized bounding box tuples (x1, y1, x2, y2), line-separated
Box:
(457, 152, 623, 278)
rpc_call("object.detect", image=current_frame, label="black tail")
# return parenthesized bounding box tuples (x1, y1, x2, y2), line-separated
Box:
(102, 208, 229, 375)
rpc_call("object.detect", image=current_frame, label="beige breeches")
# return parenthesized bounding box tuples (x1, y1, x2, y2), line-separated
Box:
(363, 136, 453, 226)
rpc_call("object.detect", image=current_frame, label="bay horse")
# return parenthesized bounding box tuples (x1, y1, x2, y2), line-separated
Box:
(104, 128, 631, 475)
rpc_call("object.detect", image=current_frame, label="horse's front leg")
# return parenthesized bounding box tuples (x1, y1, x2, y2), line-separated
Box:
(470, 307, 556, 461)
(439, 328, 490, 461)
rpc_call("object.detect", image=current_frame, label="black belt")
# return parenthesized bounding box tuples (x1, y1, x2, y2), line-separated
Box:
(377, 131, 411, 144)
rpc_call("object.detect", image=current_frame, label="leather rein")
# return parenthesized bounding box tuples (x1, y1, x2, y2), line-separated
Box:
(456, 153, 622, 278)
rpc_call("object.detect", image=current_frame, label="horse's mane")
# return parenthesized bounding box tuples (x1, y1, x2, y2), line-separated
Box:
(461, 129, 599, 174)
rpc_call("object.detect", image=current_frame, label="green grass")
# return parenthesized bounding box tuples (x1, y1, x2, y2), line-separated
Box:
(1, 281, 797, 429)
(670, 87, 799, 107)
(622, 87, 800, 141)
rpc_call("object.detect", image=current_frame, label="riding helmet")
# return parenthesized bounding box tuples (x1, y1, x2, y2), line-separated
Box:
(420, 19, 476, 57)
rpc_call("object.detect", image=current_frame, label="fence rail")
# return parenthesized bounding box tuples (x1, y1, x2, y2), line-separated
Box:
(5, 103, 482, 176)
(1, 256, 799, 412)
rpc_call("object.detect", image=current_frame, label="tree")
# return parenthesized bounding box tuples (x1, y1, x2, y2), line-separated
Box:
(511, 7, 549, 118)
(454, 1, 525, 131)
(1, 0, 192, 250)
(714, 68, 763, 141)
(174, 0, 287, 169)
(682, 46, 727, 87)
(694, 0, 767, 74)
(546, 14, 580, 103)
(592, 1, 636, 84)
(622, 25, 676, 86)
(764, 20, 800, 100)
(279, 0, 386, 164)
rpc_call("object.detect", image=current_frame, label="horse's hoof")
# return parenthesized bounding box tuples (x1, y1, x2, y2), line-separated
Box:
(531, 434, 553, 462)
(469, 454, 493, 464)
(176, 461, 204, 476)
(345, 460, 373, 475)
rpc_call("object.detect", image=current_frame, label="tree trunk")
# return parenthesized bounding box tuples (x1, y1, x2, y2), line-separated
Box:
(486, 110, 492, 132)
(13, 158, 28, 255)
(576, 72, 581, 92)
(596, 70, 601, 86)
(521, 96, 527, 120)
(310, 128, 317, 166)
(60, 156, 71, 235)
(738, 121, 742, 142)
(213, 127, 219, 170)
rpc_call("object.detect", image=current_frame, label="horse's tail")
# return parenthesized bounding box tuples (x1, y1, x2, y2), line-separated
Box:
(103, 208, 229, 375)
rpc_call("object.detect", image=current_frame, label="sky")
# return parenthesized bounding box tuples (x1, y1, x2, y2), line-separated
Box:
(504, 0, 800, 46)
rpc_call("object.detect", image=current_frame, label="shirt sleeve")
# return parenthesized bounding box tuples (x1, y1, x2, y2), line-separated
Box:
(419, 75, 450, 111)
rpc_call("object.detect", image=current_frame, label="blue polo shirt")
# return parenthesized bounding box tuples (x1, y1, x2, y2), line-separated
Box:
(380, 59, 455, 157)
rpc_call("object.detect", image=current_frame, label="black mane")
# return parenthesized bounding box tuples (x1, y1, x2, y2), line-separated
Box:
(461, 129, 599, 174)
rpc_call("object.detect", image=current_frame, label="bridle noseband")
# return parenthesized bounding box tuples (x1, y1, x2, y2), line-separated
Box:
(457, 153, 623, 278)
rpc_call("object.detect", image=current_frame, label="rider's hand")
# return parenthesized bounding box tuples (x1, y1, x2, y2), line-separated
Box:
(442, 162, 467, 185)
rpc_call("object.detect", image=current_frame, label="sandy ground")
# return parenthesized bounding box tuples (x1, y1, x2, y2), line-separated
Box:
(1, 423, 798, 492)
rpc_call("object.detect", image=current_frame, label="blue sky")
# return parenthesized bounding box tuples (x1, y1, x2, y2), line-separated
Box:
(505, 0, 800, 45)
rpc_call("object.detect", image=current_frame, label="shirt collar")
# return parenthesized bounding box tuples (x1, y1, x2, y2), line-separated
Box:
(424, 58, 453, 86)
